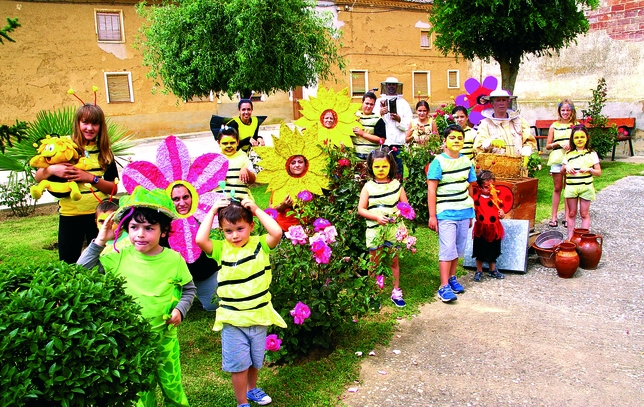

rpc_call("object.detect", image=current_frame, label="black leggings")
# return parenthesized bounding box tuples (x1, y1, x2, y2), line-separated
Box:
(58, 214, 98, 264)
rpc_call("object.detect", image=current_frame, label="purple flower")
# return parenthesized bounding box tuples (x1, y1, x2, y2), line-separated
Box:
(397, 202, 416, 220)
(265, 208, 278, 220)
(323, 225, 337, 243)
(297, 190, 313, 202)
(376, 275, 384, 289)
(285, 225, 308, 245)
(313, 218, 332, 232)
(290, 301, 311, 325)
(313, 245, 332, 264)
(310, 236, 327, 254)
(265, 334, 282, 351)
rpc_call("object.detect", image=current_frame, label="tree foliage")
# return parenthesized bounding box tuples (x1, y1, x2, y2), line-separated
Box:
(0, 17, 20, 45)
(429, 0, 598, 93)
(136, 0, 344, 99)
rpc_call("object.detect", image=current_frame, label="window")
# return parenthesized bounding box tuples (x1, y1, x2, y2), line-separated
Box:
(412, 71, 430, 98)
(95, 10, 124, 43)
(420, 31, 431, 48)
(350, 70, 368, 97)
(447, 70, 460, 89)
(104, 72, 133, 103)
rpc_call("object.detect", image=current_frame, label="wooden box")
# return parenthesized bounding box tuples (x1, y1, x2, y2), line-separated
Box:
(496, 177, 538, 230)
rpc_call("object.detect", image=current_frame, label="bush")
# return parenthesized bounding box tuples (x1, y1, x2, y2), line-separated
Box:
(0, 261, 160, 407)
(0, 172, 36, 217)
(581, 78, 618, 159)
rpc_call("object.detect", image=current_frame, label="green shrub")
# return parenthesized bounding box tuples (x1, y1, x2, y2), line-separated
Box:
(0, 172, 35, 217)
(581, 77, 618, 159)
(0, 261, 160, 407)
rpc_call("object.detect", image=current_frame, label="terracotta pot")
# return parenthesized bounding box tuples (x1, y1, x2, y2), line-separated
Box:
(532, 243, 556, 268)
(554, 242, 579, 278)
(569, 228, 589, 248)
(577, 233, 603, 270)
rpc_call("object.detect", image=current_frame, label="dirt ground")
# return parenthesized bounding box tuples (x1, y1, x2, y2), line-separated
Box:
(342, 176, 644, 407)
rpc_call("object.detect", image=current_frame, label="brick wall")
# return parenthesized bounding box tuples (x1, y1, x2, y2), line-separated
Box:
(586, 0, 644, 41)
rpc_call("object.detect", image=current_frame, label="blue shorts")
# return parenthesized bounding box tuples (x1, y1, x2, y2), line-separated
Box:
(221, 324, 267, 373)
(550, 164, 562, 174)
(438, 219, 470, 261)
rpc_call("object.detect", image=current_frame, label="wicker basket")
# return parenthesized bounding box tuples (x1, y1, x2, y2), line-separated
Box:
(475, 153, 523, 178)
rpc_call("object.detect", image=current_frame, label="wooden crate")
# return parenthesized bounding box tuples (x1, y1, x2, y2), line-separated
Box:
(496, 177, 538, 230)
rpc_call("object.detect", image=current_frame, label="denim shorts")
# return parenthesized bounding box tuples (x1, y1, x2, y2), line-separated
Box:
(221, 324, 267, 373)
(438, 219, 470, 261)
(550, 164, 563, 174)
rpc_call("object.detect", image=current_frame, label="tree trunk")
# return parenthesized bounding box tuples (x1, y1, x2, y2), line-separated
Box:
(497, 54, 521, 108)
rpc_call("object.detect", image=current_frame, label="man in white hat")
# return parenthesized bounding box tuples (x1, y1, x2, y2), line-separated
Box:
(375, 77, 412, 179)
(474, 89, 537, 157)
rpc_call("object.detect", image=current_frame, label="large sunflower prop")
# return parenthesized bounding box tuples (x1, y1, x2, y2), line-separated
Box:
(454, 76, 497, 126)
(253, 123, 329, 205)
(122, 135, 228, 263)
(294, 87, 362, 147)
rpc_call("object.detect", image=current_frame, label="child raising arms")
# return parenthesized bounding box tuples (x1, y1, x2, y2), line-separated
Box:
(562, 125, 601, 239)
(196, 198, 286, 407)
(358, 148, 409, 308)
(78, 187, 196, 407)
(427, 124, 477, 303)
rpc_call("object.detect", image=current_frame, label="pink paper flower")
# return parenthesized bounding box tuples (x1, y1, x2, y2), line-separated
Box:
(265, 334, 282, 351)
(290, 301, 311, 325)
(405, 236, 417, 250)
(395, 225, 408, 242)
(397, 202, 416, 220)
(323, 225, 337, 243)
(338, 158, 351, 167)
(297, 190, 313, 202)
(285, 225, 308, 245)
(122, 135, 228, 263)
(376, 275, 384, 289)
(313, 217, 332, 232)
(264, 208, 278, 220)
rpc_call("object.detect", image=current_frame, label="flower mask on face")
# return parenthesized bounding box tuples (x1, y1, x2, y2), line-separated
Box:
(445, 131, 464, 152)
(573, 131, 587, 148)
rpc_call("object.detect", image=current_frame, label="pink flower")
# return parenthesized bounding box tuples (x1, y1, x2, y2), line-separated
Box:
(323, 225, 337, 243)
(395, 225, 408, 242)
(313, 245, 332, 264)
(297, 190, 313, 202)
(309, 234, 328, 253)
(265, 208, 278, 220)
(265, 334, 282, 351)
(397, 202, 416, 220)
(285, 225, 308, 245)
(376, 275, 384, 289)
(290, 301, 311, 325)
(440, 103, 446, 108)
(411, 247, 417, 253)
(405, 236, 417, 250)
(447, 114, 453, 121)
(313, 217, 332, 232)
(338, 158, 350, 167)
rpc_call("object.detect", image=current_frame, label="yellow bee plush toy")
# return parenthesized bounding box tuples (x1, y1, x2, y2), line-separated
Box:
(29, 135, 89, 201)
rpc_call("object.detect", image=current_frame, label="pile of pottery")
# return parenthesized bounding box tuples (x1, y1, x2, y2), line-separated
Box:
(533, 228, 603, 278)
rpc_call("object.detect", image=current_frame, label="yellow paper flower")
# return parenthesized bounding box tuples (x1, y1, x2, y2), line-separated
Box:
(294, 87, 363, 147)
(254, 123, 329, 205)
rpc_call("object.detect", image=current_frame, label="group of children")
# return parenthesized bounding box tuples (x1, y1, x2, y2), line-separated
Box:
(38, 95, 603, 406)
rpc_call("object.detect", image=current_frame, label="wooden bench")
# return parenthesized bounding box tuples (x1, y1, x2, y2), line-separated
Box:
(532, 118, 636, 161)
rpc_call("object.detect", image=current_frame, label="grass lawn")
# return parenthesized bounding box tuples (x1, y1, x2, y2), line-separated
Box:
(1, 159, 642, 406)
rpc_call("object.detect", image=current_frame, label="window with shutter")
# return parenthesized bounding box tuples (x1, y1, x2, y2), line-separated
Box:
(105, 73, 133, 103)
(420, 31, 431, 48)
(350, 70, 368, 97)
(447, 70, 460, 89)
(412, 71, 430, 98)
(95, 11, 124, 43)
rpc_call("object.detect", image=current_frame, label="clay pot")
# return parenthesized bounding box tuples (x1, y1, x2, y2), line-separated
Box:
(554, 242, 579, 278)
(569, 228, 589, 248)
(577, 233, 603, 270)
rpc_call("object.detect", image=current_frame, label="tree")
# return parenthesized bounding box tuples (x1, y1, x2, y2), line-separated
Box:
(136, 0, 344, 100)
(429, 0, 598, 94)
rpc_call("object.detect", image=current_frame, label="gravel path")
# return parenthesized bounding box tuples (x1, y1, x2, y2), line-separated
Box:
(343, 175, 644, 407)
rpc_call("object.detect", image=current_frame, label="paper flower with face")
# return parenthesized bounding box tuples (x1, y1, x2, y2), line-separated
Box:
(454, 76, 498, 126)
(294, 87, 363, 147)
(122, 135, 228, 263)
(254, 123, 329, 206)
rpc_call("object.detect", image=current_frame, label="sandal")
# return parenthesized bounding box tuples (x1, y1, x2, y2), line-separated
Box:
(548, 220, 558, 227)
(562, 220, 568, 227)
